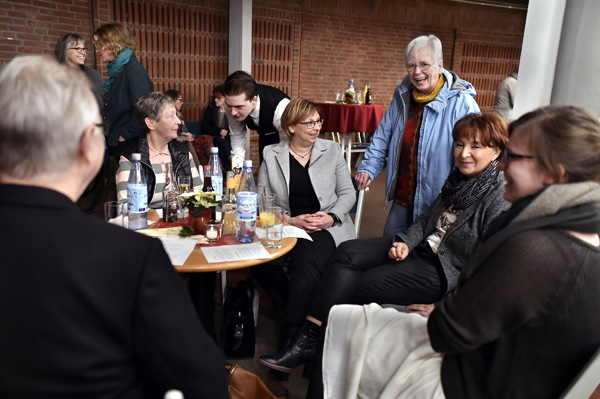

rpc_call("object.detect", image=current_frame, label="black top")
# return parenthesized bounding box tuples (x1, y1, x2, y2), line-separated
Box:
(243, 84, 289, 135)
(201, 100, 229, 137)
(288, 153, 320, 217)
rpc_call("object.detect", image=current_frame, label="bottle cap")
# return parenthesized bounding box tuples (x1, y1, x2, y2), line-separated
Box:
(204, 165, 211, 169)
(243, 160, 252, 168)
(132, 153, 141, 161)
(211, 147, 218, 154)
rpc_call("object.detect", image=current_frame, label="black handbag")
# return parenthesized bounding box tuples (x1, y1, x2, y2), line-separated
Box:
(222, 280, 256, 358)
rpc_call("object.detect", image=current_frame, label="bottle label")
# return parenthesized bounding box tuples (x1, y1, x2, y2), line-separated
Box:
(128, 183, 147, 212)
(212, 176, 223, 200)
(236, 191, 257, 221)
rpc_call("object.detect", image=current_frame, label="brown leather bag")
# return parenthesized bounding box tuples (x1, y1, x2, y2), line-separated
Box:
(225, 363, 282, 399)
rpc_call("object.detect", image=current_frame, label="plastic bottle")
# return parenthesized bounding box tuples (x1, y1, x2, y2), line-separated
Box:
(127, 153, 148, 230)
(223, 171, 237, 236)
(237, 160, 256, 193)
(162, 162, 178, 223)
(236, 160, 257, 243)
(208, 147, 223, 200)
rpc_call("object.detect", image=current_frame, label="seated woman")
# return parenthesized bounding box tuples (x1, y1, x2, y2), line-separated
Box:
(322, 105, 600, 399)
(258, 112, 511, 374)
(253, 98, 356, 350)
(116, 92, 202, 209)
(201, 84, 232, 170)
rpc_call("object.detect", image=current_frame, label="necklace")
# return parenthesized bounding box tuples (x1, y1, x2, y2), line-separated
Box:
(289, 144, 312, 159)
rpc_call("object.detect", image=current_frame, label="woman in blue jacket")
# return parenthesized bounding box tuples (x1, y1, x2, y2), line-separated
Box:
(355, 34, 480, 236)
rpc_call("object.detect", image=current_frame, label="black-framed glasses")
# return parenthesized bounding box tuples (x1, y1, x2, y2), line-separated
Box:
(70, 47, 88, 54)
(503, 150, 535, 168)
(299, 118, 324, 129)
(176, 98, 183, 102)
(407, 62, 432, 72)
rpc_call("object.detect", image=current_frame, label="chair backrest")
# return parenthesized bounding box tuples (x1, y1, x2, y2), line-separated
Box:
(559, 347, 600, 399)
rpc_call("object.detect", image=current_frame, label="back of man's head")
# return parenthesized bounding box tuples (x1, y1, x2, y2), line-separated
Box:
(223, 70, 257, 100)
(0, 55, 98, 180)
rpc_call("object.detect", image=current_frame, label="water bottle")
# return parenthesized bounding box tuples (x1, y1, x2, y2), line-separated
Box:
(237, 160, 256, 193)
(127, 153, 148, 230)
(208, 147, 223, 200)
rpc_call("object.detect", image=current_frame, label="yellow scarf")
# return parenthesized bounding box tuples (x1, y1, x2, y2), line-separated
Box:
(413, 75, 446, 103)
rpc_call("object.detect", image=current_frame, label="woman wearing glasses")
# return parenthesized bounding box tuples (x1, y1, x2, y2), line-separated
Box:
(54, 33, 104, 115)
(93, 23, 152, 159)
(355, 35, 480, 236)
(320, 105, 600, 399)
(254, 98, 356, 350)
(258, 113, 510, 378)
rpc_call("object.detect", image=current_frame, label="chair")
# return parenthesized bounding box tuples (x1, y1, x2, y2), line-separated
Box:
(559, 347, 600, 399)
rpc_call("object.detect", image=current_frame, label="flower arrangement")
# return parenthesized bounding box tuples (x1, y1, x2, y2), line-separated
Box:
(179, 189, 222, 217)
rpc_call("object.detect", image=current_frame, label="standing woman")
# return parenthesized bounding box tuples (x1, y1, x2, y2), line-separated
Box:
(93, 23, 152, 158)
(164, 89, 200, 167)
(254, 99, 356, 345)
(201, 85, 232, 170)
(54, 33, 104, 116)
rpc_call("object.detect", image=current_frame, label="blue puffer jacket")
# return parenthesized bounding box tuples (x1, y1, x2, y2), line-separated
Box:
(357, 69, 480, 221)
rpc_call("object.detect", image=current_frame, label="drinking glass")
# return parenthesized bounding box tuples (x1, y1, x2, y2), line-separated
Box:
(104, 201, 126, 227)
(178, 176, 191, 194)
(265, 206, 288, 249)
(259, 194, 277, 224)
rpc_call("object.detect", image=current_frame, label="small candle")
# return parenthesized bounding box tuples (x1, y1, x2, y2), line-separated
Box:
(206, 227, 218, 240)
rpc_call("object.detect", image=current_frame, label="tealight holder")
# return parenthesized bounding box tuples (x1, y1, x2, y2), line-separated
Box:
(203, 220, 222, 242)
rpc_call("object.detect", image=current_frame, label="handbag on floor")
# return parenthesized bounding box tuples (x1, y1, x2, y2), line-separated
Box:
(226, 363, 282, 399)
(223, 279, 256, 358)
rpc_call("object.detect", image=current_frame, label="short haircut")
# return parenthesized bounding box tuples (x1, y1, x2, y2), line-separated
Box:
(452, 113, 508, 151)
(280, 98, 320, 139)
(54, 33, 86, 65)
(223, 70, 257, 100)
(164, 89, 181, 102)
(405, 34, 443, 65)
(509, 105, 600, 183)
(92, 23, 137, 59)
(133, 92, 175, 134)
(0, 55, 98, 179)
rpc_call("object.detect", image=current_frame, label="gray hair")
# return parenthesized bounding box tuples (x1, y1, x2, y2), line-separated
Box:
(0, 55, 98, 179)
(133, 92, 176, 134)
(405, 35, 443, 65)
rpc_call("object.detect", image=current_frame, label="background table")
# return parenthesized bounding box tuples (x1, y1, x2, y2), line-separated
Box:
(317, 102, 384, 171)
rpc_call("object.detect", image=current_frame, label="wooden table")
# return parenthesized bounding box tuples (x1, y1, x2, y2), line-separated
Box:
(317, 102, 385, 172)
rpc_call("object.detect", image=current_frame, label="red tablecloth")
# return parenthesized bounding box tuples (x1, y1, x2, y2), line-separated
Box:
(317, 103, 384, 133)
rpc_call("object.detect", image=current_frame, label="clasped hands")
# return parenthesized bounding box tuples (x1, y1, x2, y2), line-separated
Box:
(287, 211, 333, 233)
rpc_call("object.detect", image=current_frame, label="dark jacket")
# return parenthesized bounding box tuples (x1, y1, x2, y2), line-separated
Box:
(105, 56, 152, 147)
(81, 66, 105, 116)
(395, 172, 510, 293)
(201, 100, 229, 137)
(243, 84, 289, 136)
(120, 135, 193, 205)
(0, 184, 229, 398)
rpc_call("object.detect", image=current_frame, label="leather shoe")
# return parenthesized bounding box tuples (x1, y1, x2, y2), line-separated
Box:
(257, 325, 318, 373)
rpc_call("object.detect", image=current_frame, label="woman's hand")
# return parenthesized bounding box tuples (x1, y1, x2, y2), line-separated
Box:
(220, 129, 228, 138)
(388, 242, 409, 261)
(287, 212, 333, 233)
(406, 303, 435, 319)
(355, 172, 372, 190)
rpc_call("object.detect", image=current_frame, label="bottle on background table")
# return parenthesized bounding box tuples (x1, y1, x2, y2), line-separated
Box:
(365, 84, 372, 105)
(127, 153, 148, 230)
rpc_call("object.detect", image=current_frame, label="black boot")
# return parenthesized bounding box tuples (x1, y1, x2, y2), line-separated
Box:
(257, 324, 318, 373)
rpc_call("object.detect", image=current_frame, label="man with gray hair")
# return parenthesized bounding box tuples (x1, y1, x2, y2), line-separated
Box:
(0, 55, 228, 398)
(355, 34, 480, 236)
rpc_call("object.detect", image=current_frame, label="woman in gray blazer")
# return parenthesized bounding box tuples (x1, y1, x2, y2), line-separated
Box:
(254, 99, 356, 356)
(259, 113, 511, 376)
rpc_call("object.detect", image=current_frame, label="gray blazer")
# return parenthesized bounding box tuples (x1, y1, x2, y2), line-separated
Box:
(395, 172, 510, 293)
(258, 138, 356, 246)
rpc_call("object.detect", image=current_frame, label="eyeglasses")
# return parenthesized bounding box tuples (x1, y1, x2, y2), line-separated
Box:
(176, 98, 183, 102)
(70, 47, 88, 54)
(406, 63, 432, 72)
(299, 118, 324, 129)
(502, 150, 535, 168)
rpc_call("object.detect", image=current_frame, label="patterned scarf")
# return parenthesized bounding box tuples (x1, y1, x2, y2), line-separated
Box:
(440, 159, 500, 211)
(413, 75, 446, 103)
(102, 47, 133, 92)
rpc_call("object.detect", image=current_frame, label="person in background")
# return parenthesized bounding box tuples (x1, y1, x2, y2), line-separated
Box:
(261, 113, 510, 378)
(93, 23, 152, 159)
(0, 54, 228, 398)
(355, 34, 480, 236)
(201, 84, 232, 170)
(322, 105, 600, 399)
(253, 99, 356, 365)
(116, 92, 202, 209)
(164, 89, 200, 167)
(493, 72, 518, 122)
(54, 32, 104, 115)
(223, 70, 290, 163)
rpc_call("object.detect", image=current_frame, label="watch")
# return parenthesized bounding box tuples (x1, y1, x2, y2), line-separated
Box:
(328, 213, 341, 226)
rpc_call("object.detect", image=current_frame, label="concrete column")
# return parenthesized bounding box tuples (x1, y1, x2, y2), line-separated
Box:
(551, 0, 600, 116)
(229, 0, 252, 74)
(512, 0, 566, 121)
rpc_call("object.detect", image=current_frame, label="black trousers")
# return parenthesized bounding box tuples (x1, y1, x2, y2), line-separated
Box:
(309, 236, 446, 323)
(251, 230, 336, 328)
